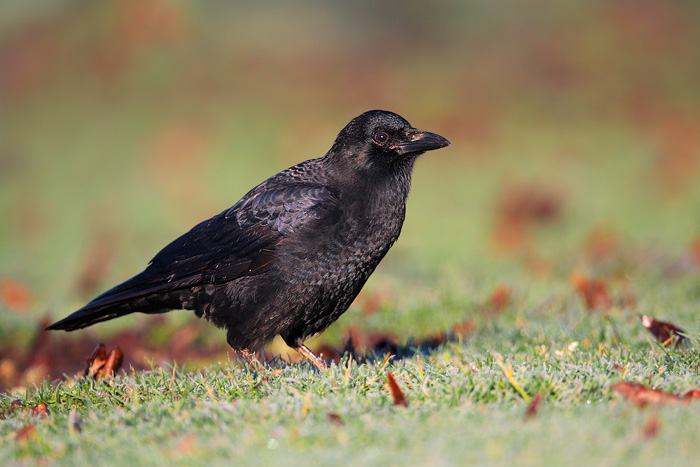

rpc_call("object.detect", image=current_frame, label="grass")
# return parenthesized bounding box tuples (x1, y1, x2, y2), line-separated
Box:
(2, 336, 700, 465)
(3, 1, 700, 464)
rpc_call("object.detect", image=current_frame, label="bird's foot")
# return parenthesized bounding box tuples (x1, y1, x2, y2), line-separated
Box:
(295, 344, 328, 371)
(233, 349, 265, 373)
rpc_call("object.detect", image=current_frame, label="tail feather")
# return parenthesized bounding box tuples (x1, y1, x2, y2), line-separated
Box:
(46, 303, 142, 331)
(47, 272, 199, 332)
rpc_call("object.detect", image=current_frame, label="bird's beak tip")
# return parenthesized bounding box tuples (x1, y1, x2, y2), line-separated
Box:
(397, 130, 451, 155)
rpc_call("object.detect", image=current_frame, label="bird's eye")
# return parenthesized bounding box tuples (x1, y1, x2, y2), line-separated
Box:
(372, 131, 389, 145)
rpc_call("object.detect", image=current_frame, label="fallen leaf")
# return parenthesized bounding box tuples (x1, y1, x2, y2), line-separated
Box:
(611, 381, 683, 407)
(451, 319, 477, 338)
(252, 376, 270, 390)
(84, 343, 108, 378)
(327, 412, 344, 425)
(524, 393, 542, 420)
(483, 285, 511, 314)
(492, 183, 564, 253)
(100, 346, 123, 379)
(386, 372, 407, 407)
(640, 314, 686, 348)
(10, 399, 25, 410)
(84, 343, 124, 380)
(14, 424, 36, 443)
(570, 273, 613, 311)
(0, 279, 32, 311)
(29, 403, 49, 419)
(642, 415, 660, 439)
(682, 388, 700, 401)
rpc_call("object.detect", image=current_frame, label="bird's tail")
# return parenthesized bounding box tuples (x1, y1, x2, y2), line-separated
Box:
(46, 272, 194, 332)
(46, 302, 145, 331)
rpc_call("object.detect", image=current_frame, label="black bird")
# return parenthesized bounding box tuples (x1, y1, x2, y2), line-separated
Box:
(47, 110, 450, 370)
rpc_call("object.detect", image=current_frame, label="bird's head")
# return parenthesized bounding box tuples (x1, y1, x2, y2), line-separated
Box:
(328, 110, 450, 173)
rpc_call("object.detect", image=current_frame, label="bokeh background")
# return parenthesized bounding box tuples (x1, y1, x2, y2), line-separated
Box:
(2, 0, 700, 390)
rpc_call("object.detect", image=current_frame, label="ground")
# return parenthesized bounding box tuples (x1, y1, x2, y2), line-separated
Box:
(1, 1, 700, 464)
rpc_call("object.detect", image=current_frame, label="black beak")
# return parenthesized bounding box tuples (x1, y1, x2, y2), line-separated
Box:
(395, 130, 451, 156)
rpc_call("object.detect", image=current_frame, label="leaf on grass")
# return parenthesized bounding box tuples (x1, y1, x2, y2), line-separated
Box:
(252, 375, 270, 390)
(84, 343, 123, 379)
(327, 412, 344, 425)
(10, 399, 25, 410)
(28, 403, 49, 419)
(524, 394, 542, 420)
(14, 424, 36, 443)
(492, 183, 564, 253)
(483, 285, 511, 315)
(451, 319, 477, 338)
(611, 363, 625, 374)
(640, 314, 686, 348)
(611, 381, 683, 407)
(570, 273, 613, 311)
(682, 388, 700, 401)
(386, 372, 407, 407)
(0, 279, 32, 312)
(101, 346, 123, 378)
(642, 415, 660, 439)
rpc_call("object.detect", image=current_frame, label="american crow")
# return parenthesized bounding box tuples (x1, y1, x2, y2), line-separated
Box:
(47, 110, 450, 370)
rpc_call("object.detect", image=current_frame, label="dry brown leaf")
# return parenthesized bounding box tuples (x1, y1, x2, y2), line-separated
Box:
(570, 273, 613, 311)
(28, 403, 49, 419)
(326, 412, 345, 425)
(642, 415, 660, 439)
(682, 388, 700, 401)
(84, 343, 123, 380)
(14, 424, 36, 443)
(640, 314, 687, 348)
(451, 319, 477, 339)
(386, 372, 408, 407)
(492, 183, 564, 253)
(10, 399, 25, 410)
(524, 393, 542, 420)
(483, 285, 511, 314)
(100, 346, 123, 379)
(611, 381, 683, 407)
(84, 343, 108, 378)
(0, 279, 32, 312)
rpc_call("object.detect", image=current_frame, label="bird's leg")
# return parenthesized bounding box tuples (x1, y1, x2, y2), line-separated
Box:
(295, 344, 327, 371)
(233, 348, 265, 372)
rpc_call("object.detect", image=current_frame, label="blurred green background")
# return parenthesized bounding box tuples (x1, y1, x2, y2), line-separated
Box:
(1, 0, 700, 387)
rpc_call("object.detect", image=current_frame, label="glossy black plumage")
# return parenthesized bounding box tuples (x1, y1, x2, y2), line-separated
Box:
(47, 110, 450, 369)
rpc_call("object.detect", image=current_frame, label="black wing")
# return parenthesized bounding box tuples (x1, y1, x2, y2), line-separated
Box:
(70, 181, 341, 311)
